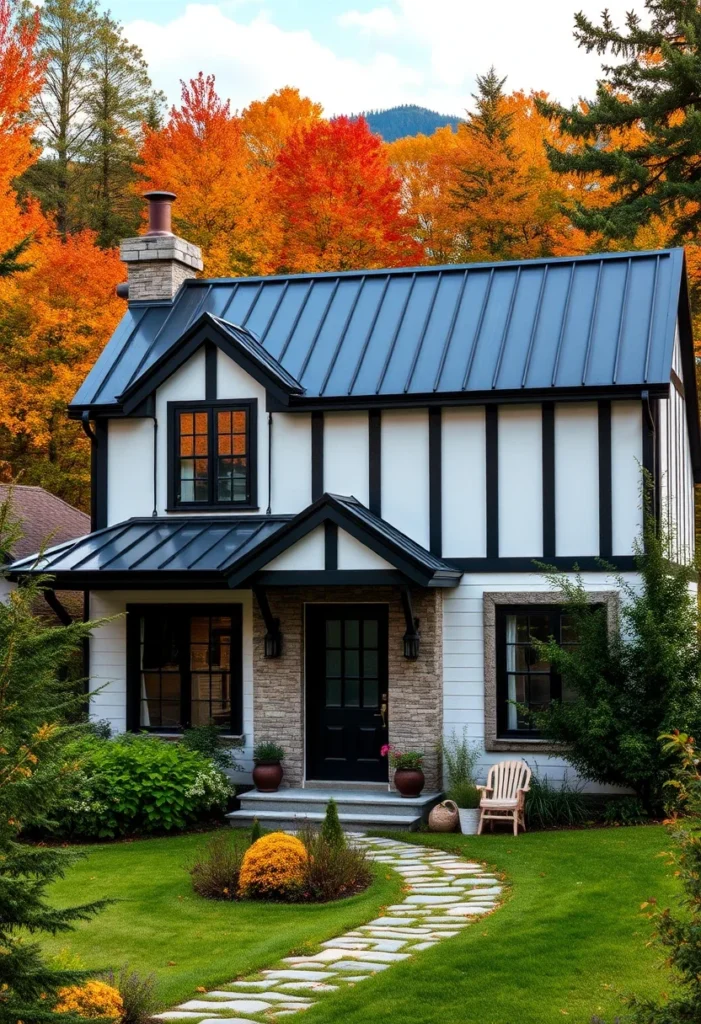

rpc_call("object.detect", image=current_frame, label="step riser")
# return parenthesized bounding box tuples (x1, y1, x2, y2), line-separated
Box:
(239, 797, 428, 818)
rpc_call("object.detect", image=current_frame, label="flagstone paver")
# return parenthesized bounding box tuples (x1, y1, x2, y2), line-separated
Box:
(153, 834, 506, 1023)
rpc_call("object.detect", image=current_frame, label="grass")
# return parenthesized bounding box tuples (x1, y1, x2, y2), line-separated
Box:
(307, 826, 679, 1024)
(42, 829, 405, 1009)
(44, 825, 680, 1023)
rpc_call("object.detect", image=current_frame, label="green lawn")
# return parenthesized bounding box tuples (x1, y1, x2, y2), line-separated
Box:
(43, 830, 404, 1008)
(45, 825, 679, 1024)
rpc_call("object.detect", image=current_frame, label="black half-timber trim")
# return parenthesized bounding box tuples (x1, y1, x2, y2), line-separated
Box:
(449, 555, 637, 572)
(541, 402, 555, 558)
(311, 411, 324, 501)
(400, 586, 421, 659)
(94, 419, 108, 530)
(429, 406, 442, 557)
(676, 266, 701, 483)
(205, 340, 217, 400)
(598, 400, 612, 559)
(254, 570, 410, 586)
(253, 586, 282, 658)
(44, 590, 73, 625)
(642, 391, 659, 523)
(369, 409, 382, 515)
(671, 368, 685, 399)
(485, 404, 499, 559)
(324, 520, 338, 569)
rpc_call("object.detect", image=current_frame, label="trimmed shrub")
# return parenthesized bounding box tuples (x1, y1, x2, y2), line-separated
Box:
(526, 772, 588, 829)
(55, 981, 123, 1019)
(100, 966, 157, 1024)
(190, 831, 246, 900)
(238, 832, 307, 900)
(50, 735, 232, 839)
(299, 827, 372, 902)
(320, 799, 345, 849)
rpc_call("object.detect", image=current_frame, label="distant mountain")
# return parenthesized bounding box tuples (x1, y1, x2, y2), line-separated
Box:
(351, 104, 463, 142)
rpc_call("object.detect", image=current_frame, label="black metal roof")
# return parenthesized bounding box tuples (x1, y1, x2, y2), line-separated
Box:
(7, 495, 462, 588)
(71, 248, 688, 413)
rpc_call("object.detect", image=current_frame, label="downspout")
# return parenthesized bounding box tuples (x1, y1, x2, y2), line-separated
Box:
(151, 413, 158, 517)
(79, 412, 96, 700)
(266, 412, 273, 515)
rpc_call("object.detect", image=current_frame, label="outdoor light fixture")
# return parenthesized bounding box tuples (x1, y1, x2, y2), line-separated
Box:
(403, 623, 420, 659)
(264, 623, 282, 659)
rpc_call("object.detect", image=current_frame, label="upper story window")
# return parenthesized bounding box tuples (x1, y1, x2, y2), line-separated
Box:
(168, 400, 257, 510)
(496, 605, 579, 738)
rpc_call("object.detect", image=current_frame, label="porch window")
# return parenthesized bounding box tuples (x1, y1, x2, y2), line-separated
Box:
(495, 605, 579, 737)
(127, 605, 243, 734)
(169, 401, 257, 510)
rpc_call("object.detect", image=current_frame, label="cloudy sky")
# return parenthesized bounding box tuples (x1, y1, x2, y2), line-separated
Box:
(101, 0, 637, 116)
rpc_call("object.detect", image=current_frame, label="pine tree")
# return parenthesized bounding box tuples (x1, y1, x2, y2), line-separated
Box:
(0, 497, 109, 1023)
(320, 799, 345, 849)
(537, 0, 701, 243)
(0, 235, 32, 277)
(250, 817, 262, 845)
(79, 14, 164, 247)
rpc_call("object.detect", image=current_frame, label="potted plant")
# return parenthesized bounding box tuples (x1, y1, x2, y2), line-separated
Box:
(382, 744, 425, 798)
(252, 741, 285, 792)
(449, 780, 481, 834)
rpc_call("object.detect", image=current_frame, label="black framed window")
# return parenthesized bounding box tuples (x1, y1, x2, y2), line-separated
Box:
(496, 605, 579, 738)
(126, 604, 243, 734)
(168, 400, 257, 510)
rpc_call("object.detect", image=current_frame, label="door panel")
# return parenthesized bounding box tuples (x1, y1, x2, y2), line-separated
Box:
(306, 604, 388, 782)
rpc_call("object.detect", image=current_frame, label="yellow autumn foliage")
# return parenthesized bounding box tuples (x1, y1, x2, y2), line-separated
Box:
(55, 981, 124, 1019)
(238, 831, 307, 899)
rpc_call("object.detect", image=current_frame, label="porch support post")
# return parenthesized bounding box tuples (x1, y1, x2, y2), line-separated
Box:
(253, 586, 282, 658)
(400, 585, 420, 660)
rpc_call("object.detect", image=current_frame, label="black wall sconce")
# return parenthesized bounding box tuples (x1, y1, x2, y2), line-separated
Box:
(254, 587, 283, 659)
(400, 586, 420, 659)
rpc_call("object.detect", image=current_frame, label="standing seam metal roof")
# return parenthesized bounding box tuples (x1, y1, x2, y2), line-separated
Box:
(71, 249, 685, 410)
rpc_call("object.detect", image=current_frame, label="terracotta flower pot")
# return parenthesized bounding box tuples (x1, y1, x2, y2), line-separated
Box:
(394, 767, 425, 798)
(253, 761, 283, 793)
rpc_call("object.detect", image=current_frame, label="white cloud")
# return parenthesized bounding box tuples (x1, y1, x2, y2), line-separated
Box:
(126, 0, 642, 119)
(337, 7, 400, 36)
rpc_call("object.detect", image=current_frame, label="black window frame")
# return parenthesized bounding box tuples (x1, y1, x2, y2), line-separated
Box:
(495, 604, 572, 739)
(167, 399, 258, 511)
(126, 603, 244, 735)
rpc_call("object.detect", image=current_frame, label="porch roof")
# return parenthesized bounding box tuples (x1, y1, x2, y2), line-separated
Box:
(6, 494, 462, 589)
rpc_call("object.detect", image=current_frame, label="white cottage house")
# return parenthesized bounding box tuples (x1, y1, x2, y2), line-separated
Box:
(9, 192, 700, 828)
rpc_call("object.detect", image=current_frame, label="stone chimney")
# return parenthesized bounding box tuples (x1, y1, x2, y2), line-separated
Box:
(118, 191, 203, 302)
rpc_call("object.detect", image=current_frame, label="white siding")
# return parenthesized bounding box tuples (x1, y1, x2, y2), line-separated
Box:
(107, 419, 154, 524)
(337, 528, 393, 570)
(442, 407, 486, 558)
(611, 401, 643, 555)
(264, 525, 325, 570)
(555, 403, 599, 556)
(323, 412, 369, 503)
(155, 349, 205, 514)
(498, 405, 542, 557)
(442, 572, 639, 790)
(271, 413, 311, 514)
(381, 409, 430, 548)
(217, 351, 269, 514)
(88, 589, 255, 779)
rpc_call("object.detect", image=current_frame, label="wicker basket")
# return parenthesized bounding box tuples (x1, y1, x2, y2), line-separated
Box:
(428, 799, 459, 832)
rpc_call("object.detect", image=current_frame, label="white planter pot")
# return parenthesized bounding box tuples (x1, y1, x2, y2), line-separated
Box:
(458, 807, 480, 835)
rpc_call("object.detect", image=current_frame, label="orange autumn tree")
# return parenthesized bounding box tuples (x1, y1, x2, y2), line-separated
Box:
(139, 73, 272, 277)
(0, 231, 122, 506)
(240, 86, 323, 168)
(270, 115, 424, 274)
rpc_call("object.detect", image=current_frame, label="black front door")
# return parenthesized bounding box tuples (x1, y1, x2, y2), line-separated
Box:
(306, 604, 389, 782)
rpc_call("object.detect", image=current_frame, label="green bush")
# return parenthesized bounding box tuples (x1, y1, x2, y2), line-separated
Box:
(50, 735, 233, 838)
(526, 772, 588, 829)
(180, 724, 244, 774)
(602, 796, 649, 826)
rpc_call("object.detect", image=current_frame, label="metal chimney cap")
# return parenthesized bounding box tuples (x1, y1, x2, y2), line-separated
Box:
(144, 191, 177, 236)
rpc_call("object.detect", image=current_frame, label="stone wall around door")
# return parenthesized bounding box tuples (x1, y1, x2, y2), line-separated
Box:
(251, 586, 444, 791)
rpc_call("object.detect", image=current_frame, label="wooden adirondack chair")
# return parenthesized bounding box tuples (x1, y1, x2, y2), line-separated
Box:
(476, 760, 531, 836)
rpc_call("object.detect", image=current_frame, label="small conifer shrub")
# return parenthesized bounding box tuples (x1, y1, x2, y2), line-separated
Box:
(320, 798, 345, 849)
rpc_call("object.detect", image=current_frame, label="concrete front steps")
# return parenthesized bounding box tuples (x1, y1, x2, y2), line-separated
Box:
(226, 786, 442, 832)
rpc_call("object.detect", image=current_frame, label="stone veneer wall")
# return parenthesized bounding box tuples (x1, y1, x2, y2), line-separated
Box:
(119, 235, 204, 302)
(252, 586, 443, 791)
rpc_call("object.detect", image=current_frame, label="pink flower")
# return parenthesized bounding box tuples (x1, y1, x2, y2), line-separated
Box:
(380, 744, 390, 757)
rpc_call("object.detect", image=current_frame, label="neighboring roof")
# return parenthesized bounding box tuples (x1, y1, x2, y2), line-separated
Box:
(6, 495, 463, 589)
(0, 485, 89, 561)
(225, 493, 463, 588)
(71, 248, 687, 413)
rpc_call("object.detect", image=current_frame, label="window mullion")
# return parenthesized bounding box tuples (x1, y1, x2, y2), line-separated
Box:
(209, 408, 216, 506)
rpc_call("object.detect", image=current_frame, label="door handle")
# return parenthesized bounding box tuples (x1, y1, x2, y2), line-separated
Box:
(374, 694, 388, 728)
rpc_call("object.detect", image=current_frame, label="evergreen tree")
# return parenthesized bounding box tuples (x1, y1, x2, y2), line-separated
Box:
(537, 0, 701, 243)
(0, 498, 109, 1022)
(532, 489, 701, 813)
(320, 798, 345, 849)
(79, 14, 164, 247)
(0, 235, 32, 278)
(250, 817, 262, 845)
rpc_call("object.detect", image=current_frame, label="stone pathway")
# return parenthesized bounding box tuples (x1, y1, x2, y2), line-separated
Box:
(153, 834, 504, 1021)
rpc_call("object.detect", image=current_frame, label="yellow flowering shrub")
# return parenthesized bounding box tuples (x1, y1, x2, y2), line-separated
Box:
(55, 981, 124, 1019)
(238, 832, 307, 899)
